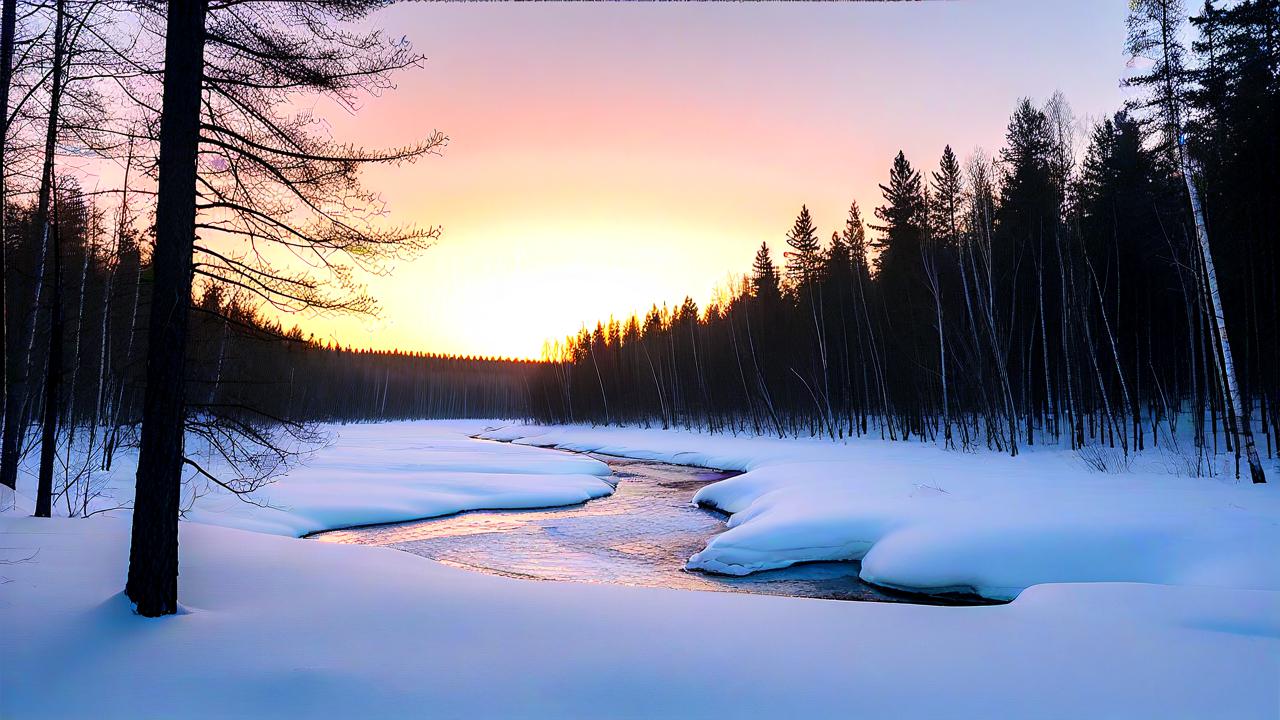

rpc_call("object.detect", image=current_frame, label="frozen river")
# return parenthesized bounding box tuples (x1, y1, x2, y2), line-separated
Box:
(313, 453, 986, 604)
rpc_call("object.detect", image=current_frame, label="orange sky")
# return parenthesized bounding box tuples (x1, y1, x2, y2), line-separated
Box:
(289, 1, 1132, 359)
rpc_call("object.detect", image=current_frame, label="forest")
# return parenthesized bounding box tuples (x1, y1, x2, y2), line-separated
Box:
(528, 0, 1278, 484)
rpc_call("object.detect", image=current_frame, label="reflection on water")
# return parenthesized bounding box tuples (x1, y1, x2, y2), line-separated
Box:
(314, 455, 978, 604)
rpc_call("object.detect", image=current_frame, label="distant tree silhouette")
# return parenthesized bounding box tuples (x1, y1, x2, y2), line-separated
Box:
(929, 145, 963, 248)
(784, 205, 823, 286)
(751, 241, 780, 302)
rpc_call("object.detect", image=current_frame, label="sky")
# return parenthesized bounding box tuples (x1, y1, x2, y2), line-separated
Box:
(298, 0, 1135, 359)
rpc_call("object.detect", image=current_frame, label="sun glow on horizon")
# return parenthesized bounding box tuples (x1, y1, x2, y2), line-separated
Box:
(266, 1, 1129, 359)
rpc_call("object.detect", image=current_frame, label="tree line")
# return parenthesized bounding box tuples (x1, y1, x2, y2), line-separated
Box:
(527, 0, 1276, 485)
(2, 173, 536, 507)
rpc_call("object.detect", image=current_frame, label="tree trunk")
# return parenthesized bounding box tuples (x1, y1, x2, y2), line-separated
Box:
(0, 0, 16, 492)
(1180, 134, 1265, 483)
(125, 0, 208, 617)
(33, 0, 67, 517)
(34, 207, 62, 518)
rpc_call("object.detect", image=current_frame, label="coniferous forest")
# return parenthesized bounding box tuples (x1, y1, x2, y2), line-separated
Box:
(526, 1, 1279, 483)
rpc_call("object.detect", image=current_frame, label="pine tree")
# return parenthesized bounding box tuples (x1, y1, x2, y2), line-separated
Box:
(929, 145, 963, 248)
(784, 205, 823, 286)
(843, 201, 870, 282)
(873, 151, 924, 275)
(872, 151, 930, 435)
(751, 241, 780, 302)
(998, 99, 1059, 233)
(826, 230, 850, 279)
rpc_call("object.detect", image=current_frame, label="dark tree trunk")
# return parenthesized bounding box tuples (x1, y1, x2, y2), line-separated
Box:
(33, 0, 67, 518)
(125, 0, 207, 617)
(0, 0, 15, 491)
(0, 0, 18, 491)
(34, 216, 62, 517)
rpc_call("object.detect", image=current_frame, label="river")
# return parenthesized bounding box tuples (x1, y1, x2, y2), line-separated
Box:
(313, 453, 990, 604)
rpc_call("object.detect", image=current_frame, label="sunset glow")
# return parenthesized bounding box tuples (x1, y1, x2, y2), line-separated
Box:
(298, 1, 1132, 358)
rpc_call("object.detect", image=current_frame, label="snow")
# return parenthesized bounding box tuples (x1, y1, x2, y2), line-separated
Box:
(3, 420, 1278, 717)
(6, 421, 615, 536)
(481, 424, 1280, 600)
(3, 515, 1277, 718)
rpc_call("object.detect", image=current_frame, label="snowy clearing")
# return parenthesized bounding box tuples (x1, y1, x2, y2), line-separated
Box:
(3, 420, 1279, 717)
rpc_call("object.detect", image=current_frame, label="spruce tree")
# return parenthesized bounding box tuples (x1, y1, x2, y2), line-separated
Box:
(826, 231, 850, 279)
(843, 200, 870, 282)
(930, 145, 964, 248)
(998, 99, 1059, 233)
(873, 151, 924, 276)
(785, 205, 823, 286)
(752, 241, 780, 302)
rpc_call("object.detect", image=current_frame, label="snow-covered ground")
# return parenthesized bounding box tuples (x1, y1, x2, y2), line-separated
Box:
(3, 420, 1279, 718)
(4, 515, 1277, 718)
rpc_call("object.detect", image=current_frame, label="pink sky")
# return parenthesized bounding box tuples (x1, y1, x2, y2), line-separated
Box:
(301, 1, 1133, 358)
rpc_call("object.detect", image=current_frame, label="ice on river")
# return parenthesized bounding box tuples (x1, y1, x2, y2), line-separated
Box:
(315, 455, 942, 603)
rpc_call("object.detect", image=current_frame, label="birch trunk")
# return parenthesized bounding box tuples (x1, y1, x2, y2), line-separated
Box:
(1182, 152, 1264, 482)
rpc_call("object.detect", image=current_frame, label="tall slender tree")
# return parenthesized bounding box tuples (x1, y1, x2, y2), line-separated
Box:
(33, 0, 68, 517)
(1127, 0, 1266, 482)
(0, 0, 14, 486)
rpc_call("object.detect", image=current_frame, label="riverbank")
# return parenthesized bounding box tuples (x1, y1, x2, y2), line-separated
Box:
(480, 423, 1280, 600)
(3, 420, 1278, 717)
(4, 421, 615, 536)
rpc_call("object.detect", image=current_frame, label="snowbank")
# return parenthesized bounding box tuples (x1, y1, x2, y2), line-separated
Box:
(481, 424, 1280, 600)
(2, 515, 1276, 719)
(8, 421, 615, 537)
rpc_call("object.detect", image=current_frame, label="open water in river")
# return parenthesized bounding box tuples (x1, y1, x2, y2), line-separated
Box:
(313, 453, 993, 605)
